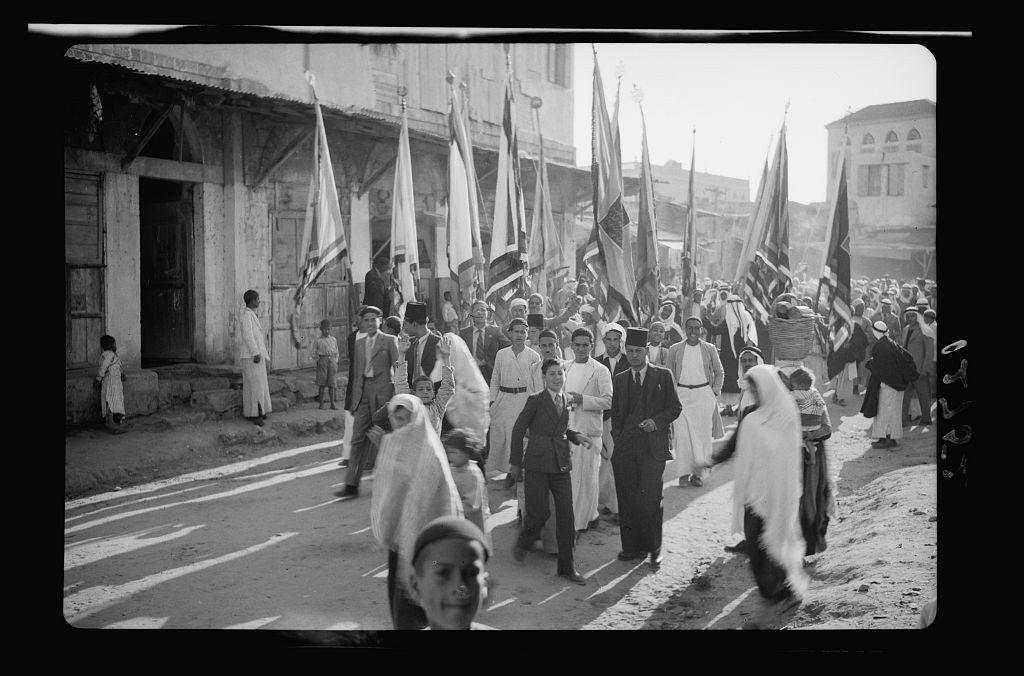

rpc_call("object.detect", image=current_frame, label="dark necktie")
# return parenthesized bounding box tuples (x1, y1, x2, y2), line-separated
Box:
(475, 329, 484, 361)
(904, 329, 913, 349)
(554, 393, 563, 415)
(634, 371, 641, 388)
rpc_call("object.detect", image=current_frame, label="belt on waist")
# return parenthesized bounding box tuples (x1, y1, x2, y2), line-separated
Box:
(677, 382, 710, 389)
(499, 386, 528, 394)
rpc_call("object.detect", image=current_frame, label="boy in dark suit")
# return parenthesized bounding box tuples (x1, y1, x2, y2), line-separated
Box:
(610, 327, 682, 568)
(509, 358, 593, 585)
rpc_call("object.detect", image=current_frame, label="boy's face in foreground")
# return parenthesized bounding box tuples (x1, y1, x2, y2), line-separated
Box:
(410, 538, 488, 630)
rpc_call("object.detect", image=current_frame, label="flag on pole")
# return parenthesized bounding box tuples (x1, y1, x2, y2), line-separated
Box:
(733, 153, 770, 292)
(487, 64, 529, 305)
(742, 124, 792, 324)
(818, 159, 853, 360)
(633, 103, 660, 321)
(681, 136, 698, 300)
(391, 99, 420, 317)
(447, 73, 484, 311)
(291, 71, 349, 347)
(527, 98, 563, 298)
(582, 51, 636, 324)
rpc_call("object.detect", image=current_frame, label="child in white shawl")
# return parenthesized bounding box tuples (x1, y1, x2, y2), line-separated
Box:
(370, 394, 463, 630)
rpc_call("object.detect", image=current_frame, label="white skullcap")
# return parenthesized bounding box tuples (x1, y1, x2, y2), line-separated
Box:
(510, 298, 527, 309)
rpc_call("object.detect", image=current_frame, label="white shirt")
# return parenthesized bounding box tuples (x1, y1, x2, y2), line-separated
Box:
(678, 342, 705, 386)
(606, 352, 622, 373)
(364, 332, 377, 378)
(489, 346, 542, 400)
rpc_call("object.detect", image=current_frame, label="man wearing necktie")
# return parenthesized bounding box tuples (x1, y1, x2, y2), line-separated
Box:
(402, 301, 441, 389)
(510, 357, 593, 585)
(610, 327, 682, 569)
(459, 299, 510, 387)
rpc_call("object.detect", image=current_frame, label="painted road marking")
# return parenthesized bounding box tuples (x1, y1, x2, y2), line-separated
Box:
(64, 532, 299, 624)
(223, 616, 282, 629)
(66, 440, 343, 511)
(66, 484, 210, 524)
(65, 463, 338, 535)
(293, 498, 344, 513)
(65, 523, 207, 571)
(702, 586, 757, 629)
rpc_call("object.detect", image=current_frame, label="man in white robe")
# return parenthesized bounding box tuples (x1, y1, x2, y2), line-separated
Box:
(239, 289, 272, 425)
(488, 318, 541, 488)
(665, 316, 724, 487)
(563, 327, 613, 533)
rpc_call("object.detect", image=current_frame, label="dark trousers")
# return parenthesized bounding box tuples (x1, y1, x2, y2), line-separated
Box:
(611, 451, 665, 555)
(800, 442, 830, 556)
(517, 469, 575, 575)
(386, 549, 427, 630)
(744, 508, 792, 602)
(345, 377, 393, 488)
(901, 375, 932, 424)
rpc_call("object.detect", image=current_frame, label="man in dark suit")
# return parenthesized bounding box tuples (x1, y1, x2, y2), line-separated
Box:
(509, 357, 593, 585)
(334, 305, 400, 501)
(610, 327, 682, 568)
(363, 256, 395, 319)
(402, 301, 441, 388)
(338, 311, 367, 469)
(596, 324, 630, 519)
(459, 298, 510, 386)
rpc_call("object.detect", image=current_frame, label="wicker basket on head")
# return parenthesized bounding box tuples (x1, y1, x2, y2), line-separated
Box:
(768, 315, 816, 361)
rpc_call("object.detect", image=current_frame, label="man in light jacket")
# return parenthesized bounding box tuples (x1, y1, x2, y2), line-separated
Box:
(665, 316, 725, 487)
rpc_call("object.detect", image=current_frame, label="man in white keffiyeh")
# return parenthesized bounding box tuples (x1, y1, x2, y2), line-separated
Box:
(705, 295, 758, 417)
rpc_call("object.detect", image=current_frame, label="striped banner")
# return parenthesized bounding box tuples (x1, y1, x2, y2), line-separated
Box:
(818, 160, 853, 352)
(583, 53, 636, 324)
(487, 68, 528, 304)
(447, 75, 484, 312)
(634, 103, 660, 320)
(742, 126, 792, 324)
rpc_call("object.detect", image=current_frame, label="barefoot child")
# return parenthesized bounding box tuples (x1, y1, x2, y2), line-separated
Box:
(94, 334, 126, 434)
(441, 429, 492, 544)
(313, 319, 339, 409)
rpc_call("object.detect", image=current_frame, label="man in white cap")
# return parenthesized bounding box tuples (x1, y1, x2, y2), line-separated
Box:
(666, 316, 725, 487)
(596, 324, 630, 520)
(860, 320, 907, 449)
(705, 295, 758, 417)
(489, 317, 541, 487)
(504, 297, 529, 340)
(568, 304, 606, 358)
(870, 297, 902, 337)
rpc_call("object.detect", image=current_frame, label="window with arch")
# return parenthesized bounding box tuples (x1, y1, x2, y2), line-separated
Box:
(907, 128, 921, 140)
(861, 133, 875, 145)
(885, 130, 899, 143)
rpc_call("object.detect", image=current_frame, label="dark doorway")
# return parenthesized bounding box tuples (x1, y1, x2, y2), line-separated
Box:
(140, 178, 195, 366)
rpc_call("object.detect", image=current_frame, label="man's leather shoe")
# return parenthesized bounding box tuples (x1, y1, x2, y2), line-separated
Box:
(724, 540, 748, 554)
(558, 570, 587, 585)
(333, 486, 358, 500)
(512, 541, 527, 562)
(649, 550, 663, 567)
(689, 475, 703, 487)
(617, 551, 645, 561)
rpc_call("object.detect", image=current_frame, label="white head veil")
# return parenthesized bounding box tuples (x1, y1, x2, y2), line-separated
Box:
(732, 364, 809, 598)
(371, 394, 463, 584)
(724, 295, 758, 358)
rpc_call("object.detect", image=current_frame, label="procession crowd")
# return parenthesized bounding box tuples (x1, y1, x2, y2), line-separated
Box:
(144, 256, 937, 631)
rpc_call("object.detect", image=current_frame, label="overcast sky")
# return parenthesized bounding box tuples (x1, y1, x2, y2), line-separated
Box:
(573, 42, 937, 205)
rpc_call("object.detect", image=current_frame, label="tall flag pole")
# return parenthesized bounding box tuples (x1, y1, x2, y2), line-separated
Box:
(447, 72, 484, 312)
(682, 128, 697, 300)
(487, 48, 529, 305)
(527, 96, 562, 298)
(818, 157, 852, 355)
(291, 71, 350, 348)
(582, 46, 637, 324)
(742, 108, 793, 324)
(633, 86, 660, 322)
(733, 136, 771, 292)
(391, 86, 420, 317)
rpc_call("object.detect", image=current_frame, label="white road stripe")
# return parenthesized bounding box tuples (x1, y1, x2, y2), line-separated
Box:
(65, 524, 207, 571)
(223, 616, 282, 629)
(485, 597, 516, 612)
(349, 527, 372, 535)
(102, 616, 169, 629)
(64, 532, 299, 624)
(65, 485, 210, 524)
(702, 586, 757, 629)
(65, 440, 343, 511)
(538, 587, 570, 604)
(65, 464, 338, 535)
(293, 498, 344, 513)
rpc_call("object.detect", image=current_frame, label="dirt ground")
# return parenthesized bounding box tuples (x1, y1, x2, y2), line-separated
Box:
(65, 396, 942, 631)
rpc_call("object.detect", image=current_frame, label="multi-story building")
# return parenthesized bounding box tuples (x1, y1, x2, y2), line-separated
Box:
(63, 40, 586, 422)
(824, 99, 936, 279)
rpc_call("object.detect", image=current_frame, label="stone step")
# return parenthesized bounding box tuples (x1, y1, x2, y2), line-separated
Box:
(189, 388, 241, 414)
